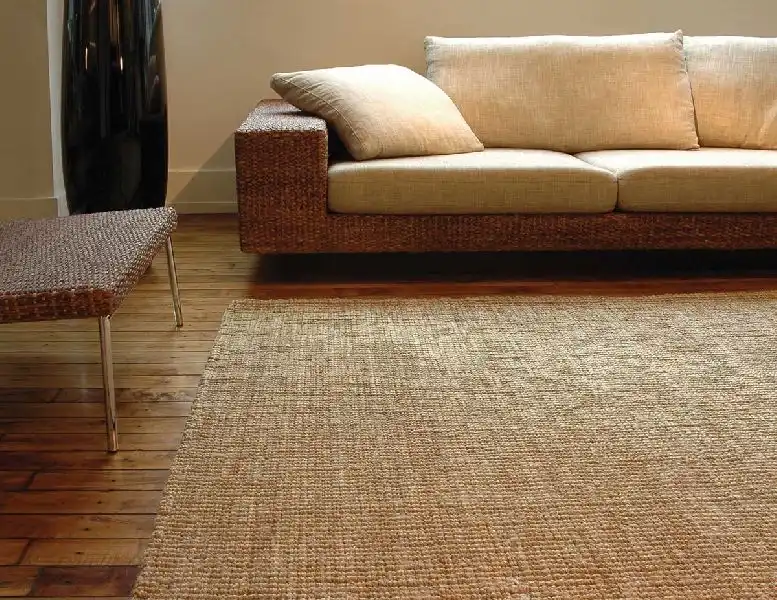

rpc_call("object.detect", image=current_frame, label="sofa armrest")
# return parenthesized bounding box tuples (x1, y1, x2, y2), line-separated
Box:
(235, 99, 329, 252)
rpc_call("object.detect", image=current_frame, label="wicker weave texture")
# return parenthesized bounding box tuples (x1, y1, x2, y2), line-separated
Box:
(235, 100, 777, 254)
(235, 100, 329, 253)
(132, 295, 777, 599)
(0, 207, 177, 323)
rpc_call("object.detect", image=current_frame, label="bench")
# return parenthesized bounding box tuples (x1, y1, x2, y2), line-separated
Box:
(0, 207, 183, 451)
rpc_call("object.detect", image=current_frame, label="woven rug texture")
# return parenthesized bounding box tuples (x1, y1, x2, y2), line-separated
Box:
(132, 294, 777, 599)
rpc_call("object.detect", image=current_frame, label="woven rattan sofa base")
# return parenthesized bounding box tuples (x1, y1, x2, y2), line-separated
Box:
(0, 207, 183, 452)
(235, 100, 777, 254)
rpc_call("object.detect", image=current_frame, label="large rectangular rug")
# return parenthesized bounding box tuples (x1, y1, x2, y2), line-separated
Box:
(132, 294, 776, 599)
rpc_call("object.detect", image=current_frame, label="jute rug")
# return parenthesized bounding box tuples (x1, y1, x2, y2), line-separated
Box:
(133, 294, 777, 599)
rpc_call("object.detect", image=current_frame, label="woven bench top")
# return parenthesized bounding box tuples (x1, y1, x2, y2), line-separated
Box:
(0, 207, 177, 324)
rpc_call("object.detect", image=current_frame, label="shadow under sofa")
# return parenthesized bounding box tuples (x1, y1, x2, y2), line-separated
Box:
(235, 100, 777, 254)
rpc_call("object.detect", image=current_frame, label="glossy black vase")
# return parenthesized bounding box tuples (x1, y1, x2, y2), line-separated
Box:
(62, 0, 168, 214)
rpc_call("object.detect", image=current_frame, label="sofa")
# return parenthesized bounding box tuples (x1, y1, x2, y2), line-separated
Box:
(235, 32, 777, 254)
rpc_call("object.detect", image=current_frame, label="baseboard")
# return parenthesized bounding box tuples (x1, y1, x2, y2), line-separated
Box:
(0, 171, 237, 219)
(167, 169, 237, 214)
(0, 196, 59, 220)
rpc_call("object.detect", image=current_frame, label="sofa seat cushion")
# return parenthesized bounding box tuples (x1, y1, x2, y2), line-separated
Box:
(685, 36, 777, 149)
(576, 149, 777, 212)
(425, 32, 699, 153)
(328, 149, 617, 215)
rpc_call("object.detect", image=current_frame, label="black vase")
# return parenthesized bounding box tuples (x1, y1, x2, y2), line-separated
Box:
(62, 0, 168, 214)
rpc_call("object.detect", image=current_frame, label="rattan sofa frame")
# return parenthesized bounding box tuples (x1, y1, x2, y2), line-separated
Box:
(235, 100, 777, 254)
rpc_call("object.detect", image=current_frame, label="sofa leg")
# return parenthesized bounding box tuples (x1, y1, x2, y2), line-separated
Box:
(99, 316, 119, 453)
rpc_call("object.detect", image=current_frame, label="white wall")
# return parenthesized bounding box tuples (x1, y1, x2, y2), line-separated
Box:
(0, 0, 60, 219)
(161, 0, 777, 212)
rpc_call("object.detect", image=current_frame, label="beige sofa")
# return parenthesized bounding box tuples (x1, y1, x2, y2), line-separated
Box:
(235, 33, 777, 254)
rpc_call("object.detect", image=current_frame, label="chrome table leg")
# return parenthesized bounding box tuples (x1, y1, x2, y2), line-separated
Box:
(165, 236, 184, 328)
(99, 316, 118, 452)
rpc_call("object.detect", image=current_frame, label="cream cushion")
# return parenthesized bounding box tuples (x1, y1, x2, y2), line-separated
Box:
(328, 149, 617, 215)
(685, 36, 777, 149)
(576, 148, 777, 212)
(270, 64, 483, 161)
(425, 32, 699, 153)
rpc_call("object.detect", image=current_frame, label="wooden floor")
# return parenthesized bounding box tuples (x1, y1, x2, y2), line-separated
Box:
(1, 213, 776, 598)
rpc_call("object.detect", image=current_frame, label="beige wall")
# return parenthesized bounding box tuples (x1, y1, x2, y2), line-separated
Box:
(0, 0, 60, 219)
(162, 0, 777, 212)
(1, 1, 776, 217)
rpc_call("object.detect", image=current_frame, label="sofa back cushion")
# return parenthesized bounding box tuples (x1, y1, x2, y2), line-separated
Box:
(270, 64, 484, 161)
(425, 32, 699, 153)
(685, 36, 777, 149)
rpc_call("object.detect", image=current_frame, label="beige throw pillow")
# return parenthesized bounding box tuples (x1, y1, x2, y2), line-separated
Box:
(685, 36, 777, 149)
(425, 32, 700, 153)
(270, 64, 484, 161)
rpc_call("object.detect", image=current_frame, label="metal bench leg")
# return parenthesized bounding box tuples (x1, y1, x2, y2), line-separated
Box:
(99, 316, 119, 452)
(165, 236, 184, 328)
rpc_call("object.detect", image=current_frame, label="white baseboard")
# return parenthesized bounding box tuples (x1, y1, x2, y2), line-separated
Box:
(0, 171, 237, 220)
(0, 196, 59, 221)
(167, 169, 237, 214)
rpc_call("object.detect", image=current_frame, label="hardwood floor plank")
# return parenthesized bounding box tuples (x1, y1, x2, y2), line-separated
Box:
(0, 516, 155, 539)
(0, 491, 161, 515)
(1, 320, 220, 332)
(0, 375, 202, 390)
(29, 470, 170, 491)
(1, 434, 181, 452)
(0, 452, 176, 471)
(115, 307, 230, 319)
(0, 541, 28, 566)
(0, 330, 218, 343)
(144, 269, 254, 281)
(0, 472, 33, 491)
(23, 540, 146, 566)
(0, 566, 38, 596)
(54, 389, 196, 404)
(0, 418, 187, 435)
(3, 597, 122, 600)
(0, 390, 58, 403)
(123, 289, 248, 300)
(0, 363, 206, 378)
(0, 402, 191, 419)
(5, 351, 211, 365)
(6, 340, 215, 353)
(0, 403, 99, 419)
(140, 280, 258, 290)
(31, 566, 139, 597)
